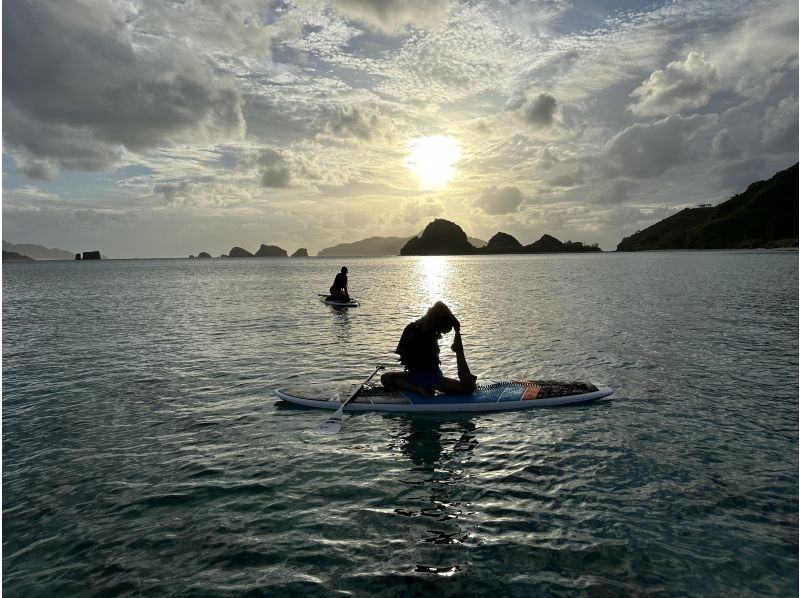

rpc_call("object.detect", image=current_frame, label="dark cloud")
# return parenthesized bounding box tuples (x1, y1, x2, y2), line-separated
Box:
(593, 179, 638, 205)
(154, 182, 191, 206)
(258, 149, 291, 188)
(15, 157, 59, 181)
(521, 93, 558, 126)
(602, 113, 716, 178)
(325, 106, 378, 141)
(476, 186, 524, 215)
(710, 157, 768, 191)
(549, 169, 584, 187)
(3, 0, 244, 177)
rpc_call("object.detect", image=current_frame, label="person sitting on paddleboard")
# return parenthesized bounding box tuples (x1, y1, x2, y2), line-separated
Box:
(328, 266, 349, 301)
(381, 301, 478, 396)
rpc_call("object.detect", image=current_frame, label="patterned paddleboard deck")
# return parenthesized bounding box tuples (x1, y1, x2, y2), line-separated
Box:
(275, 380, 613, 412)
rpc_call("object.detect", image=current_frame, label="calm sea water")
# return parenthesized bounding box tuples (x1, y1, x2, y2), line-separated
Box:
(3, 252, 798, 596)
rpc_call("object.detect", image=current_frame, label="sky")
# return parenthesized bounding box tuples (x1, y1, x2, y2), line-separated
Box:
(2, 0, 798, 257)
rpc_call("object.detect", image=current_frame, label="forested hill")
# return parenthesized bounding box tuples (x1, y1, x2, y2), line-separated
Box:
(616, 163, 798, 251)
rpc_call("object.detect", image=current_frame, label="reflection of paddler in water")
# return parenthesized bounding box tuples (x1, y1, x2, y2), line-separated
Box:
(400, 416, 478, 467)
(381, 301, 477, 397)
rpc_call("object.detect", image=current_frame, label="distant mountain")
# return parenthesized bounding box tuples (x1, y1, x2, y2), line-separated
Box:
(291, 248, 309, 257)
(318, 234, 485, 256)
(3, 250, 34, 261)
(3, 241, 74, 260)
(617, 163, 799, 251)
(318, 236, 413, 257)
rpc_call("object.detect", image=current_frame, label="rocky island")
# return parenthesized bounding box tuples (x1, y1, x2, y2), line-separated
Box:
(400, 219, 602, 256)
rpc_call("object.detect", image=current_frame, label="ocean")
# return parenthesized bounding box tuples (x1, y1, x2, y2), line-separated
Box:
(3, 252, 798, 596)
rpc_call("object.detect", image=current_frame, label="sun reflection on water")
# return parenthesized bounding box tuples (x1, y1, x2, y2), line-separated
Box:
(417, 256, 451, 306)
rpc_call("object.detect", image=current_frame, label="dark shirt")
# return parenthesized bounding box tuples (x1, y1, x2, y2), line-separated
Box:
(333, 272, 347, 289)
(395, 319, 441, 372)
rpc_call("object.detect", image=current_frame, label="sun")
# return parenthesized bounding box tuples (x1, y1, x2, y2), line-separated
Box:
(405, 135, 460, 190)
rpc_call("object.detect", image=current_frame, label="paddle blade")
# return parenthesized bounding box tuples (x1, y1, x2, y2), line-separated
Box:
(317, 406, 344, 435)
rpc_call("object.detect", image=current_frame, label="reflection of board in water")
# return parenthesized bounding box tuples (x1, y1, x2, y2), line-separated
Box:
(275, 379, 612, 412)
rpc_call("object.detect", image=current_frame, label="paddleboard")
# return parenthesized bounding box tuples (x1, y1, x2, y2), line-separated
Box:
(318, 294, 359, 307)
(275, 379, 612, 413)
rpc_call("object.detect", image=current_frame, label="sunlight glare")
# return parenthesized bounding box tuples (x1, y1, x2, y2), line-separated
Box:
(405, 136, 460, 189)
(417, 256, 450, 306)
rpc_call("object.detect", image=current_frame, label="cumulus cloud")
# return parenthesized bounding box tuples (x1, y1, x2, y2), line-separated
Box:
(520, 93, 559, 127)
(331, 0, 453, 34)
(629, 52, 719, 116)
(324, 106, 387, 141)
(3, 0, 245, 177)
(602, 113, 716, 178)
(476, 186, 524, 215)
(258, 149, 292, 188)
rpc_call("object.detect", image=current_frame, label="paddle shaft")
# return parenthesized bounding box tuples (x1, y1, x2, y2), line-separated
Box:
(341, 365, 384, 410)
(317, 365, 385, 434)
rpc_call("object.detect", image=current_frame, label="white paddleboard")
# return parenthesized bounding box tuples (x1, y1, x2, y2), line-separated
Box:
(275, 380, 612, 413)
(318, 294, 359, 307)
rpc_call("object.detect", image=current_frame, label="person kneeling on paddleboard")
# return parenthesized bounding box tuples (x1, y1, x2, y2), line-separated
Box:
(381, 301, 478, 396)
(327, 266, 350, 301)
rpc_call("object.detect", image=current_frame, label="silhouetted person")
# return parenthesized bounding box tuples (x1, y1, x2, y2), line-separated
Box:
(382, 301, 477, 396)
(328, 266, 349, 300)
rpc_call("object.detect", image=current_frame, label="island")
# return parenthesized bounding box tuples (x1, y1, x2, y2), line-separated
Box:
(291, 248, 309, 257)
(255, 244, 288, 257)
(400, 219, 602, 256)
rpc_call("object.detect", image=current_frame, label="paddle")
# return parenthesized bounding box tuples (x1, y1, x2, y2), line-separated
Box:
(317, 365, 385, 435)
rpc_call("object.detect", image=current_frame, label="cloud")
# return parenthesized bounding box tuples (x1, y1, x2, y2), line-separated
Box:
(708, 1, 798, 100)
(593, 179, 638, 205)
(331, 0, 454, 34)
(711, 129, 741, 159)
(475, 186, 524, 215)
(258, 149, 292, 188)
(153, 182, 191, 206)
(520, 93, 559, 126)
(3, 0, 245, 177)
(709, 157, 768, 191)
(13, 156, 59, 181)
(397, 198, 444, 224)
(629, 52, 719, 116)
(549, 169, 584, 188)
(323, 105, 390, 141)
(602, 113, 716, 178)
